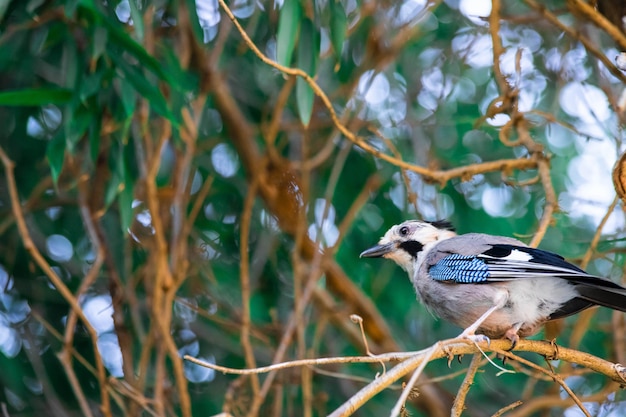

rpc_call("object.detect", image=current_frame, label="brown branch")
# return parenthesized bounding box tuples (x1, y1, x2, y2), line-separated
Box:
(217, 0, 539, 186)
(389, 343, 440, 417)
(567, 0, 626, 50)
(494, 348, 592, 417)
(239, 179, 261, 396)
(451, 354, 482, 417)
(491, 400, 523, 417)
(170, 107, 197, 280)
(581, 195, 619, 269)
(323, 338, 626, 416)
(205, 25, 453, 417)
(529, 156, 558, 247)
(59, 173, 108, 417)
(331, 174, 382, 251)
(523, 0, 626, 84)
(568, 195, 621, 349)
(490, 0, 508, 93)
(505, 388, 615, 417)
(0, 146, 112, 417)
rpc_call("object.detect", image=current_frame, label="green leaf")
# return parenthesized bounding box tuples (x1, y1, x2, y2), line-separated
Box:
(276, 0, 301, 67)
(128, 0, 145, 42)
(79, 68, 105, 102)
(118, 165, 134, 233)
(119, 77, 137, 117)
(47, 132, 66, 184)
(77, 4, 180, 89)
(296, 18, 319, 127)
(62, 38, 79, 89)
(65, 0, 80, 16)
(329, 0, 347, 60)
(89, 112, 102, 163)
(27, 0, 45, 13)
(119, 140, 136, 232)
(110, 53, 178, 125)
(92, 26, 108, 62)
(0, 0, 10, 21)
(162, 46, 198, 93)
(0, 88, 73, 106)
(64, 106, 91, 152)
(104, 149, 124, 209)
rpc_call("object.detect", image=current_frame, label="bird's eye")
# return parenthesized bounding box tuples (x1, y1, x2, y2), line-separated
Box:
(399, 226, 409, 236)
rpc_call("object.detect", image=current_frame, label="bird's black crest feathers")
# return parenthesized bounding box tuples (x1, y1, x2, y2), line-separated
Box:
(426, 220, 455, 231)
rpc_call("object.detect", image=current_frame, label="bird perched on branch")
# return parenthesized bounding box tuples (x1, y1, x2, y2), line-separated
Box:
(360, 220, 626, 347)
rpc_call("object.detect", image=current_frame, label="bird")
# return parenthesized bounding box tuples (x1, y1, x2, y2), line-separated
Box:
(360, 220, 626, 347)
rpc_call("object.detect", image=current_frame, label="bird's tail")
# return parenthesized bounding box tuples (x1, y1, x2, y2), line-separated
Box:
(576, 283, 626, 312)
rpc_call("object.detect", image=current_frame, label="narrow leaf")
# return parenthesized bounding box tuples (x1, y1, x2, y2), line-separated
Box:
(0, 88, 72, 106)
(89, 112, 102, 163)
(62, 38, 78, 89)
(329, 0, 347, 60)
(128, 0, 145, 42)
(276, 0, 301, 67)
(92, 26, 108, 62)
(118, 175, 134, 233)
(119, 141, 136, 232)
(296, 18, 319, 127)
(78, 4, 179, 89)
(119, 77, 137, 117)
(110, 53, 178, 125)
(64, 107, 91, 151)
(0, 0, 10, 21)
(47, 133, 66, 184)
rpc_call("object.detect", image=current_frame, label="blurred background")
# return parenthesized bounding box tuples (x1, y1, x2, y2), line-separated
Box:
(0, 0, 625, 416)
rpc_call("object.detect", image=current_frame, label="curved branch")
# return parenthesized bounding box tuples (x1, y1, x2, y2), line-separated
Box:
(0, 146, 112, 417)
(186, 338, 626, 417)
(217, 0, 539, 186)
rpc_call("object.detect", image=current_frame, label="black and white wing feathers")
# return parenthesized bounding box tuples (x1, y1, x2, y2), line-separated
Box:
(428, 243, 626, 313)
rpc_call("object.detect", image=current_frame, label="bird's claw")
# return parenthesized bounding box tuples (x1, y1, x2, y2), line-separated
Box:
(442, 345, 455, 367)
(459, 331, 491, 346)
(504, 328, 520, 351)
(545, 338, 560, 360)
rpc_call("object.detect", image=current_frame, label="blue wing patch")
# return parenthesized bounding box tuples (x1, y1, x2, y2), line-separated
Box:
(429, 254, 490, 283)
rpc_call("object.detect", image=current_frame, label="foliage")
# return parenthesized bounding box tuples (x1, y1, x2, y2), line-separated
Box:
(0, 0, 625, 416)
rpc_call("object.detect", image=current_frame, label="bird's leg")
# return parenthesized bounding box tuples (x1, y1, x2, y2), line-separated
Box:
(503, 323, 522, 350)
(458, 291, 509, 344)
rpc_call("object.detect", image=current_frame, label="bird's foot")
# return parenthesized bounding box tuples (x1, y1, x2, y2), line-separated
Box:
(545, 339, 560, 361)
(503, 328, 520, 351)
(458, 329, 491, 346)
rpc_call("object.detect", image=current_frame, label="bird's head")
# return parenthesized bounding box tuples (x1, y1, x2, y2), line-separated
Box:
(360, 220, 457, 276)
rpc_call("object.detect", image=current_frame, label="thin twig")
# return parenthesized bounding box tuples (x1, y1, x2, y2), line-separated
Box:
(0, 145, 112, 417)
(58, 173, 108, 417)
(239, 179, 261, 395)
(492, 348, 592, 417)
(185, 338, 626, 415)
(389, 343, 439, 417)
(490, 0, 508, 93)
(491, 401, 523, 417)
(566, 0, 626, 50)
(580, 195, 619, 269)
(529, 156, 558, 247)
(451, 354, 482, 417)
(523, 0, 626, 84)
(570, 195, 620, 349)
(217, 0, 540, 185)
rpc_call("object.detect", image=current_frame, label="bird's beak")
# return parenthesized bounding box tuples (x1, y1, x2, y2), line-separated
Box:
(360, 242, 396, 258)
